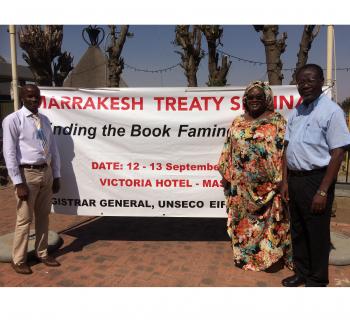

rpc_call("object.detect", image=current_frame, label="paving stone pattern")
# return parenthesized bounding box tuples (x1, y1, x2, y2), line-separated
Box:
(1, 186, 350, 287)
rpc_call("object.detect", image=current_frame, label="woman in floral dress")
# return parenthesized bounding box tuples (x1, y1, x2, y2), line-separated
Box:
(218, 81, 292, 271)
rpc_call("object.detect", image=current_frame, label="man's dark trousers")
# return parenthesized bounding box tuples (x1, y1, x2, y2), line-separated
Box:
(288, 169, 335, 287)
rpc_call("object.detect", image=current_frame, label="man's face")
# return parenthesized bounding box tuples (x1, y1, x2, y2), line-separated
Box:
(21, 85, 41, 113)
(296, 68, 324, 105)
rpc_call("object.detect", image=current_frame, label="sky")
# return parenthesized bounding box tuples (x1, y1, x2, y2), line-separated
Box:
(1, 24, 350, 103)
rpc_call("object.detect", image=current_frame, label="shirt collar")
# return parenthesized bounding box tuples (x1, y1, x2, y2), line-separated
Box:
(302, 93, 323, 109)
(298, 94, 324, 115)
(309, 94, 323, 109)
(21, 106, 39, 118)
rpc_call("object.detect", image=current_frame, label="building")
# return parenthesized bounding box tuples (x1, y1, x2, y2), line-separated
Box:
(63, 46, 127, 88)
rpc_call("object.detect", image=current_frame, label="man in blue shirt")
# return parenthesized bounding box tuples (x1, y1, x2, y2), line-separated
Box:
(281, 64, 350, 287)
(2, 84, 61, 274)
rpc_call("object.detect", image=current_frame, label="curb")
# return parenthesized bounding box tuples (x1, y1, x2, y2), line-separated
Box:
(0, 230, 62, 263)
(330, 231, 350, 266)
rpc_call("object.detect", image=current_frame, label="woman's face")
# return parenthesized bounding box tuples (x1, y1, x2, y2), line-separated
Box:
(245, 87, 266, 117)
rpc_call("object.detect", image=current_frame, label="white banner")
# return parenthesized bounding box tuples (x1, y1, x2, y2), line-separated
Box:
(39, 86, 330, 217)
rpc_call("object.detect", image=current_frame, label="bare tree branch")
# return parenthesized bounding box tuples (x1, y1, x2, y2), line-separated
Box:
(53, 52, 74, 86)
(254, 25, 287, 85)
(18, 25, 73, 86)
(174, 25, 204, 87)
(201, 25, 231, 86)
(106, 25, 131, 87)
(290, 25, 320, 84)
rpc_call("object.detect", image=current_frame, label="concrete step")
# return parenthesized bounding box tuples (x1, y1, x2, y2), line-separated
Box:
(330, 231, 350, 265)
(0, 230, 62, 262)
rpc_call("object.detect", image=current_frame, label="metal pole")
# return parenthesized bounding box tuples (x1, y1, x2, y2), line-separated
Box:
(9, 25, 19, 111)
(326, 25, 334, 96)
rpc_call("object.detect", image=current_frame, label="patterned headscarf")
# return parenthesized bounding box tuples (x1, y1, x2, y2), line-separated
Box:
(242, 80, 274, 112)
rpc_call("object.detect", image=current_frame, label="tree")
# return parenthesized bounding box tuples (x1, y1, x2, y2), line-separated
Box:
(106, 25, 132, 87)
(174, 25, 204, 87)
(340, 97, 350, 175)
(290, 25, 321, 84)
(254, 25, 287, 85)
(18, 25, 73, 86)
(53, 52, 75, 87)
(254, 25, 320, 85)
(341, 97, 350, 125)
(201, 25, 231, 86)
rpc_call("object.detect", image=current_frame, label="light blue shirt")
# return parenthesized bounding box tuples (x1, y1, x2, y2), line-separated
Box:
(285, 94, 350, 171)
(2, 106, 61, 184)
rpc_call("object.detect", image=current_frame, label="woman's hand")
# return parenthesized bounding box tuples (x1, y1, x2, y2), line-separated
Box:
(222, 178, 230, 189)
(279, 181, 289, 203)
(222, 178, 230, 196)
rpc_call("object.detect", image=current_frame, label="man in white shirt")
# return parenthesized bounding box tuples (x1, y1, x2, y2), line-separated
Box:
(2, 84, 61, 274)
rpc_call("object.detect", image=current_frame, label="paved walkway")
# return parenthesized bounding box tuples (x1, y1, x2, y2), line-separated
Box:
(1, 186, 350, 287)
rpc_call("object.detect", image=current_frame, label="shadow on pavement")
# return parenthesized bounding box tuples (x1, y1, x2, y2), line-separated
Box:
(55, 216, 229, 257)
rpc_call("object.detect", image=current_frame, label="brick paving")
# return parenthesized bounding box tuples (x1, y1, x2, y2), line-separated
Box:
(1, 186, 350, 287)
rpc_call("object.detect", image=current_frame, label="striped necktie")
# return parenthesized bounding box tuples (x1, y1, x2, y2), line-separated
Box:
(32, 113, 50, 162)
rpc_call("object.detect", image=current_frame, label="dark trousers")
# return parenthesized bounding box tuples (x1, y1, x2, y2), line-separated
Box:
(288, 171, 335, 287)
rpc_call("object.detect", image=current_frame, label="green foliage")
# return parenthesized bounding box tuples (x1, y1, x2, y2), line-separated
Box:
(341, 97, 350, 114)
(341, 97, 350, 126)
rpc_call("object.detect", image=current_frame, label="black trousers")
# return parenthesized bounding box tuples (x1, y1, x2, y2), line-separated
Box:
(288, 170, 335, 287)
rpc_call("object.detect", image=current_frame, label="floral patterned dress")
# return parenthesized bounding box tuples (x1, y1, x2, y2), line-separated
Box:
(218, 112, 293, 271)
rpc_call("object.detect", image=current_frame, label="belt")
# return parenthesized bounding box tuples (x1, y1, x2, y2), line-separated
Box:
(288, 167, 327, 177)
(20, 163, 47, 170)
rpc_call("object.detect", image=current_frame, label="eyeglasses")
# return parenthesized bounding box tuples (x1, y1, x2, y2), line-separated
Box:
(246, 94, 265, 101)
(296, 78, 320, 87)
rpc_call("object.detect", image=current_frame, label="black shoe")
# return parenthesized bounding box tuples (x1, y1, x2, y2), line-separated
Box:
(11, 261, 33, 275)
(36, 255, 61, 267)
(282, 274, 305, 287)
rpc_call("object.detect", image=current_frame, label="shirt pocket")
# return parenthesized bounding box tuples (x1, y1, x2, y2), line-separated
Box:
(303, 124, 324, 144)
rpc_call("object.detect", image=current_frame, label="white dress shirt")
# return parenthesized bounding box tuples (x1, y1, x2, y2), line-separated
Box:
(2, 106, 61, 184)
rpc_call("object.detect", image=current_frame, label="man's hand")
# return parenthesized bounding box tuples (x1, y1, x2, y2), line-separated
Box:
(280, 181, 289, 203)
(16, 183, 29, 201)
(311, 193, 327, 214)
(52, 178, 60, 194)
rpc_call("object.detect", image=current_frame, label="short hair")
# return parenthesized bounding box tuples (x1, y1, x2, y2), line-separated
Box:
(20, 84, 40, 99)
(296, 64, 324, 80)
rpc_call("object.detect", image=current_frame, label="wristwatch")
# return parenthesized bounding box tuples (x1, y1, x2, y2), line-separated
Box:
(317, 190, 327, 197)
